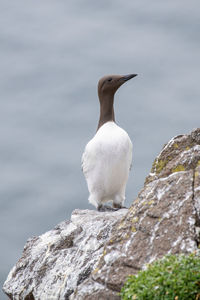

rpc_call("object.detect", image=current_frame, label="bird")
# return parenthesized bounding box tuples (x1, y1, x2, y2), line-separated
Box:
(82, 74, 137, 211)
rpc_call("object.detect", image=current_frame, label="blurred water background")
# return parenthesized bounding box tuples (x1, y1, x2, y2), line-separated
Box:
(0, 0, 200, 298)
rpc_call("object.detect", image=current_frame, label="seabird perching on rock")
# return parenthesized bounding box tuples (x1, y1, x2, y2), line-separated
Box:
(82, 74, 137, 211)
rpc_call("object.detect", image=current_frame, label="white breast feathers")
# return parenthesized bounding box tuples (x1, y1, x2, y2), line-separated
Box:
(82, 121, 132, 210)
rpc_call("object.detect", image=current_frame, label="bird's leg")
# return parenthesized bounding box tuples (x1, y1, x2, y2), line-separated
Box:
(97, 204, 119, 212)
(113, 203, 127, 209)
(113, 194, 127, 209)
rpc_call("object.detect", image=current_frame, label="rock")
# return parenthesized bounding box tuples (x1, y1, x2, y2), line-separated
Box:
(82, 128, 200, 299)
(3, 128, 200, 299)
(3, 209, 128, 300)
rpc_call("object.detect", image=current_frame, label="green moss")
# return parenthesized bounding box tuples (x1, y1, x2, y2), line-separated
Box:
(173, 143, 179, 149)
(131, 226, 137, 232)
(132, 217, 138, 223)
(148, 200, 154, 205)
(151, 159, 168, 174)
(172, 165, 185, 173)
(120, 253, 200, 300)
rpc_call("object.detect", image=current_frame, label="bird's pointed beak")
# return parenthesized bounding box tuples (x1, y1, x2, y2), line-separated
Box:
(120, 74, 138, 82)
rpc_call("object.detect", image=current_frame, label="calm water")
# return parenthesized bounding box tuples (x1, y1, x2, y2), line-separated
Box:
(1, 0, 200, 298)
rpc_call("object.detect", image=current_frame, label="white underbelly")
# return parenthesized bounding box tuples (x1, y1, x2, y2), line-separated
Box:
(82, 122, 133, 203)
(87, 136, 131, 200)
(89, 158, 128, 195)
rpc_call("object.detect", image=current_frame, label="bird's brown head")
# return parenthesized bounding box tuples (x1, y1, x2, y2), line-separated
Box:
(98, 74, 137, 101)
(96, 74, 137, 130)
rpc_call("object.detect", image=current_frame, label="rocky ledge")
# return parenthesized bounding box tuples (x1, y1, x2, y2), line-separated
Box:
(3, 128, 200, 300)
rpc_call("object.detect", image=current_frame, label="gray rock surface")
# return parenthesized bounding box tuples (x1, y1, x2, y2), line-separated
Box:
(3, 128, 200, 300)
(3, 209, 128, 299)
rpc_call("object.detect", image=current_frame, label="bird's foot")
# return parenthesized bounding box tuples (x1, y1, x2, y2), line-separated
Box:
(113, 203, 127, 209)
(97, 205, 119, 212)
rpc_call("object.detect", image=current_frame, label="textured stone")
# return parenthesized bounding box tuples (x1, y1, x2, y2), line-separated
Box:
(74, 128, 200, 298)
(3, 128, 200, 299)
(3, 209, 127, 300)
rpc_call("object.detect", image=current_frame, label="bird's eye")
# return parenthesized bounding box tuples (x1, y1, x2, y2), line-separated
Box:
(107, 78, 112, 82)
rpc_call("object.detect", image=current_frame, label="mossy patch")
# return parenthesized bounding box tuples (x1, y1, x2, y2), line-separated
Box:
(173, 143, 179, 149)
(148, 200, 154, 205)
(131, 226, 137, 233)
(172, 165, 185, 173)
(151, 159, 168, 174)
(132, 217, 138, 223)
(120, 253, 200, 300)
